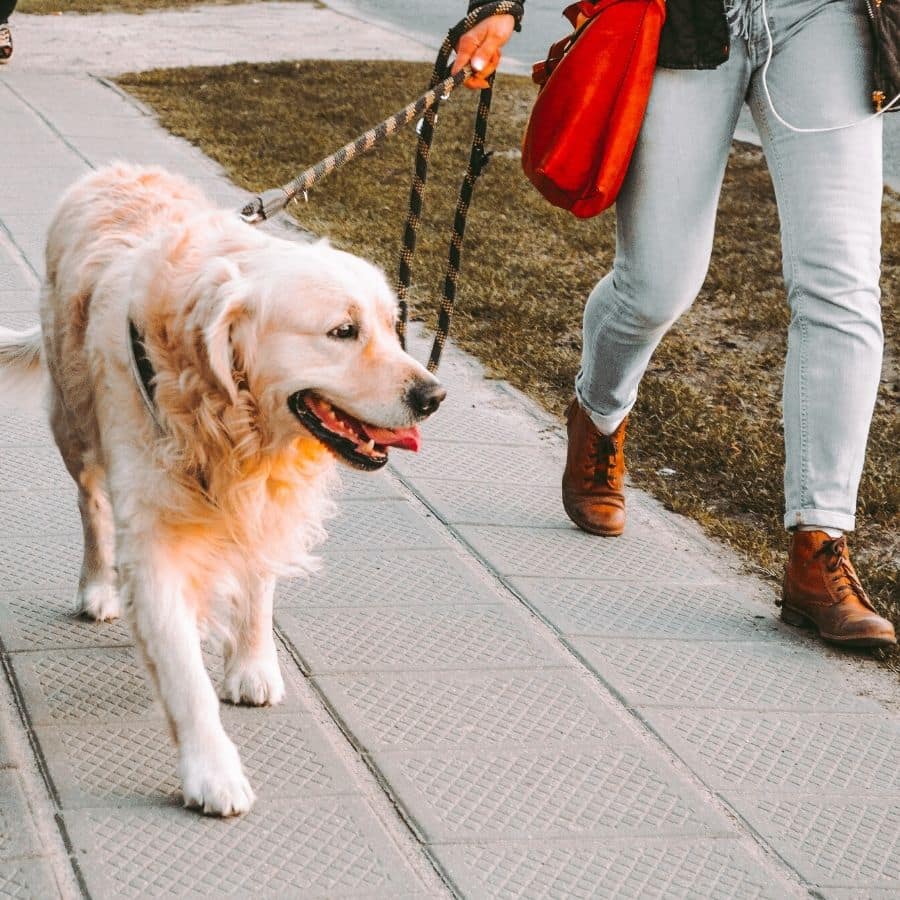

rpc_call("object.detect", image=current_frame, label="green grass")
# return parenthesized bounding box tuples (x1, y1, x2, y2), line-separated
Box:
(19, 0, 309, 14)
(117, 60, 899, 669)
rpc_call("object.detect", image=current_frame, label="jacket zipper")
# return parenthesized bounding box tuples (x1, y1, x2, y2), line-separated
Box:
(863, 0, 885, 110)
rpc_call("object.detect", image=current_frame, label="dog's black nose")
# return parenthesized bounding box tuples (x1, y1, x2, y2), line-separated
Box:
(407, 380, 447, 417)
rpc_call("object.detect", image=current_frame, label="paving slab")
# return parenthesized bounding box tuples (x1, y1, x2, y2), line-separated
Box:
(0, 770, 43, 859)
(575, 638, 883, 711)
(373, 742, 733, 843)
(0, 289, 39, 313)
(434, 837, 801, 900)
(278, 602, 570, 674)
(64, 797, 427, 900)
(727, 794, 900, 889)
(512, 577, 782, 640)
(457, 523, 722, 580)
(316, 667, 626, 752)
(0, 856, 63, 900)
(0, 590, 133, 653)
(35, 711, 355, 810)
(277, 548, 501, 608)
(640, 709, 900, 794)
(324, 498, 447, 553)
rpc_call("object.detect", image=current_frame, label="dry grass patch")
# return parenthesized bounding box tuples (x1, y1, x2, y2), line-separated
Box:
(19, 0, 308, 14)
(118, 61, 898, 669)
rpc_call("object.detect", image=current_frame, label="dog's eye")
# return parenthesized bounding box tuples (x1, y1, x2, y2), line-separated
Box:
(327, 323, 358, 340)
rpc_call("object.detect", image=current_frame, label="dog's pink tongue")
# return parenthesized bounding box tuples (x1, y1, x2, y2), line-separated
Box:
(362, 424, 421, 452)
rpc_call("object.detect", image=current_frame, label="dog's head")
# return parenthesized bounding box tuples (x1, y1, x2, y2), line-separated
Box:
(181, 236, 445, 471)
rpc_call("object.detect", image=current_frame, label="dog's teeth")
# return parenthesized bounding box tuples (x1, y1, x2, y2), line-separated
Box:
(363, 439, 375, 452)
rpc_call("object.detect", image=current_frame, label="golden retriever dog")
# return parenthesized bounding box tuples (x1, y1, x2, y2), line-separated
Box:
(0, 163, 444, 816)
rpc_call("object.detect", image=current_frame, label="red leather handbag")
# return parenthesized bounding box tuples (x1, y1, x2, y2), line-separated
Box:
(521, 0, 666, 218)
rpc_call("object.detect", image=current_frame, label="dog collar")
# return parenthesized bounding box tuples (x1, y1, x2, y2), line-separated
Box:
(127, 318, 163, 431)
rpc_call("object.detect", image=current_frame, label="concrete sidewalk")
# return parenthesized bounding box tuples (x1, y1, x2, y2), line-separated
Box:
(1, 7, 899, 899)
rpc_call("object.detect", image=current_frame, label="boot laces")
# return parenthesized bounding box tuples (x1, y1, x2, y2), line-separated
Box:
(592, 432, 620, 486)
(816, 537, 871, 607)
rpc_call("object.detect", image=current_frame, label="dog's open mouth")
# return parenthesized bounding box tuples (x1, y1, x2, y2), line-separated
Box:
(288, 391, 420, 471)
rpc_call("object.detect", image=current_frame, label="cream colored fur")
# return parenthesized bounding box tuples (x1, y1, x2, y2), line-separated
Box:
(0, 163, 440, 816)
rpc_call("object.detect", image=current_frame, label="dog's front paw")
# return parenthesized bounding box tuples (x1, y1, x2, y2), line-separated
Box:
(76, 582, 121, 622)
(180, 738, 255, 817)
(220, 656, 285, 707)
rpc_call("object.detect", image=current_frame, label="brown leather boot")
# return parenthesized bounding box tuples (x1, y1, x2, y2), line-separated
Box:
(562, 399, 626, 536)
(781, 531, 896, 649)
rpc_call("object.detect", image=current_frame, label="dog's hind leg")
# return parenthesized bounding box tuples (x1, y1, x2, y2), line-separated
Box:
(74, 465, 120, 621)
(123, 553, 255, 817)
(220, 574, 285, 707)
(48, 392, 120, 621)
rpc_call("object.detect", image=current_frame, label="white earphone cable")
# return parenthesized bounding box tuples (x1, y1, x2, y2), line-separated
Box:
(759, 0, 899, 133)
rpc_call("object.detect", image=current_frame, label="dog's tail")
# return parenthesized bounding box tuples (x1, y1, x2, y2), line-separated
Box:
(0, 325, 45, 405)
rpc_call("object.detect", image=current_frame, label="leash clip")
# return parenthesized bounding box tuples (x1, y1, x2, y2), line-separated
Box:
(238, 187, 292, 224)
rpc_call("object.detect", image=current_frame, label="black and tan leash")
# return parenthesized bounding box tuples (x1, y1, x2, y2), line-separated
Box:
(239, 1, 524, 372)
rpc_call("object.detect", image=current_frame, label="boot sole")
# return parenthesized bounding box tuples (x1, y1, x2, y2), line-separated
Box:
(780, 604, 897, 649)
(561, 497, 624, 537)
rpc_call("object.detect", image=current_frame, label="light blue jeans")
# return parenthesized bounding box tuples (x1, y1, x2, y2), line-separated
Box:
(575, 0, 884, 533)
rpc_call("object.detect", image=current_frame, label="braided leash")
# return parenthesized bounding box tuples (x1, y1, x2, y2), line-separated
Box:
(239, 0, 524, 372)
(395, 0, 523, 370)
(238, 67, 472, 225)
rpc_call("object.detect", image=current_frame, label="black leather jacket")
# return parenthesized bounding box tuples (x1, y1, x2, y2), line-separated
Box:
(468, 0, 899, 110)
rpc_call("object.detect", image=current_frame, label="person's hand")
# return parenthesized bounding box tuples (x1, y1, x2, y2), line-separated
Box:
(451, 14, 516, 89)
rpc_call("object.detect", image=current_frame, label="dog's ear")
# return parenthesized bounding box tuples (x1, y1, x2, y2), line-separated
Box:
(195, 258, 249, 403)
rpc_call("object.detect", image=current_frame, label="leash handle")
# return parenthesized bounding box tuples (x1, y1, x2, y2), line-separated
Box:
(396, 0, 524, 370)
(238, 67, 472, 225)
(239, 0, 525, 376)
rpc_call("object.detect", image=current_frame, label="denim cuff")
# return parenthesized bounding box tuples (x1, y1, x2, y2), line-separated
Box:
(573, 387, 631, 436)
(784, 508, 856, 533)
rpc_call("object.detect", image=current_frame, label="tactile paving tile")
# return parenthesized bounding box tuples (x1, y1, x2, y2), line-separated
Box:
(324, 500, 446, 552)
(12, 648, 160, 726)
(641, 710, 900, 793)
(0, 858, 61, 900)
(0, 267, 35, 294)
(420, 405, 549, 445)
(390, 442, 562, 485)
(456, 525, 718, 580)
(37, 713, 354, 809)
(316, 668, 626, 752)
(727, 795, 900, 887)
(0, 591, 132, 652)
(337, 468, 405, 500)
(0, 772, 42, 859)
(0, 537, 83, 593)
(819, 890, 900, 899)
(12, 644, 307, 726)
(0, 490, 81, 537)
(0, 445, 70, 491)
(513, 579, 779, 640)
(277, 549, 498, 608)
(0, 311, 40, 330)
(574, 639, 878, 711)
(405, 479, 669, 530)
(407, 479, 574, 528)
(435, 838, 792, 899)
(374, 743, 730, 842)
(64, 796, 423, 899)
(278, 604, 564, 674)
(0, 289, 39, 313)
